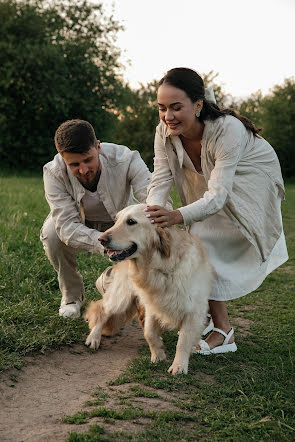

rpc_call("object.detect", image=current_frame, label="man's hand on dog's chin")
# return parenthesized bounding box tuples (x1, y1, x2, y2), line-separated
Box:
(144, 205, 183, 228)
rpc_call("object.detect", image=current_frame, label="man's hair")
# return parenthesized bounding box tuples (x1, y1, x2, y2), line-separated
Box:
(54, 119, 97, 154)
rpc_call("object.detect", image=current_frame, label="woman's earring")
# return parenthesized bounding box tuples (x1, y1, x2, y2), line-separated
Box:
(195, 111, 200, 118)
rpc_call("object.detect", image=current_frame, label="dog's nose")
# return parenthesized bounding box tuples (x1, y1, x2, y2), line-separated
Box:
(98, 234, 111, 247)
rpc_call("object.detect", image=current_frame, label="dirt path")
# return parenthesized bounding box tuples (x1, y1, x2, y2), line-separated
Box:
(0, 322, 145, 442)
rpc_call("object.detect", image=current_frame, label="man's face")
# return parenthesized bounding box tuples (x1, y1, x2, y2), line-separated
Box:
(62, 142, 101, 190)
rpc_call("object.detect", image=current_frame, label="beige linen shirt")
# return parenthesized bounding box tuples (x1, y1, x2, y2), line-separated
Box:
(43, 142, 151, 254)
(147, 116, 285, 262)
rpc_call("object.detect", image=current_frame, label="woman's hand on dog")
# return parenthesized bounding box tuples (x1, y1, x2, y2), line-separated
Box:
(144, 205, 183, 228)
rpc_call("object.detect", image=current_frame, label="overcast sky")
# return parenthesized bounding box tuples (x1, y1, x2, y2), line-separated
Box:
(102, 0, 295, 98)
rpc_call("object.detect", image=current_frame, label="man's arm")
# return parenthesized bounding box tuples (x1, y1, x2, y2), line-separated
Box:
(43, 168, 104, 254)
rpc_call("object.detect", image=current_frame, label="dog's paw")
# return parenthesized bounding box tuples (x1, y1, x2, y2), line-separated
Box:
(151, 350, 166, 363)
(168, 361, 188, 375)
(85, 334, 101, 350)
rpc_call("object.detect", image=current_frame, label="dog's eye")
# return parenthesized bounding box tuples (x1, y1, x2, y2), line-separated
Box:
(126, 218, 137, 226)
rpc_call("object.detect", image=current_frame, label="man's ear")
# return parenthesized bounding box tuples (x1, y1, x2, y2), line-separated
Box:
(97, 140, 102, 154)
(154, 227, 171, 258)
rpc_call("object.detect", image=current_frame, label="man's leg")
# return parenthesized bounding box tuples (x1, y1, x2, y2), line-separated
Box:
(40, 216, 85, 318)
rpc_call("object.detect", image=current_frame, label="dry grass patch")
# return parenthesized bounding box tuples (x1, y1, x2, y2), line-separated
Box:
(276, 265, 294, 274)
(232, 317, 254, 337)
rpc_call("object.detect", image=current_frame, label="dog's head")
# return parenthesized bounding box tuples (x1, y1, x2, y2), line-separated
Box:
(98, 204, 171, 262)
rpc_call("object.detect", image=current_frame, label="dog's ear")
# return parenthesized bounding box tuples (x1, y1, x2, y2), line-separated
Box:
(154, 227, 171, 258)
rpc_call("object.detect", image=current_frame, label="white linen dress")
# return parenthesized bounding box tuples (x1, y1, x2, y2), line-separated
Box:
(183, 151, 288, 301)
(147, 116, 289, 301)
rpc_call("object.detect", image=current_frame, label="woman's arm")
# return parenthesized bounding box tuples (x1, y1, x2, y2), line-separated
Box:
(147, 117, 244, 227)
(144, 204, 183, 227)
(146, 125, 174, 207)
(180, 118, 244, 225)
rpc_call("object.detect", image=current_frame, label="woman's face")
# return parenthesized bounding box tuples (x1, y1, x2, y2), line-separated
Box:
(157, 84, 203, 137)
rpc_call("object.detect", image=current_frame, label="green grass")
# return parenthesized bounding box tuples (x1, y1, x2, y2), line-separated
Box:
(0, 174, 109, 370)
(1, 175, 295, 440)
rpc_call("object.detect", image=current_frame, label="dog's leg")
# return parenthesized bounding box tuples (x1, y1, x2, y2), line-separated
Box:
(103, 296, 140, 336)
(102, 314, 125, 336)
(144, 311, 166, 363)
(85, 323, 104, 350)
(168, 312, 203, 375)
(85, 300, 107, 350)
(135, 298, 145, 330)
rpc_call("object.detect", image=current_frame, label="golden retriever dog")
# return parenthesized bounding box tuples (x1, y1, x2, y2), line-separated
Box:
(85, 204, 215, 375)
(84, 262, 145, 349)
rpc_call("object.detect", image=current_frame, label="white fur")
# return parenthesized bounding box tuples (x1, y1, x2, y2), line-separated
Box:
(84, 261, 143, 350)
(86, 204, 215, 375)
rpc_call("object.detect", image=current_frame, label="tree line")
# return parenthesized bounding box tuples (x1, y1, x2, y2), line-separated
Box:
(0, 0, 294, 177)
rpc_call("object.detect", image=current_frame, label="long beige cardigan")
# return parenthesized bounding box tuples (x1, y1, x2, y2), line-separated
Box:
(147, 116, 285, 262)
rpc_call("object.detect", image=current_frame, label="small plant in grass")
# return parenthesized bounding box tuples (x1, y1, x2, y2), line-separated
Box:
(84, 388, 109, 407)
(68, 424, 105, 441)
(129, 385, 162, 399)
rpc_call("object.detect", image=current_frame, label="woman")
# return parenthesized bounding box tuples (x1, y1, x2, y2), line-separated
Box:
(145, 67, 288, 355)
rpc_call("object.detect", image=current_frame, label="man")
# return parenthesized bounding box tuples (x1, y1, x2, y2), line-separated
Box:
(40, 119, 151, 318)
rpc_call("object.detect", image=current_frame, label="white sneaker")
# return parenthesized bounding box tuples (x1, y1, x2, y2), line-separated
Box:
(59, 298, 84, 319)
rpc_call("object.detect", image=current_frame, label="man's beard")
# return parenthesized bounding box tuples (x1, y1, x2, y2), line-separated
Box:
(78, 170, 100, 192)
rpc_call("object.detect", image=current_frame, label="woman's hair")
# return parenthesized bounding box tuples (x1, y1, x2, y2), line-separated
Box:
(158, 67, 261, 136)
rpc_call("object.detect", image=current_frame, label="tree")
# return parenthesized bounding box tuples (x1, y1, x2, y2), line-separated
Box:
(234, 79, 295, 177)
(235, 91, 264, 130)
(202, 70, 232, 108)
(0, 0, 125, 171)
(113, 81, 159, 170)
(259, 78, 295, 178)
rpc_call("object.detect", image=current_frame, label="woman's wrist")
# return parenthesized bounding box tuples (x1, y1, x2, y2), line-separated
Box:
(172, 209, 184, 225)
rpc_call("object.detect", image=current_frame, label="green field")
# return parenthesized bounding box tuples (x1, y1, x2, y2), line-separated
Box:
(0, 175, 294, 440)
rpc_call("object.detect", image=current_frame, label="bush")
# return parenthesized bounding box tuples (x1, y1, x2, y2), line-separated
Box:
(0, 0, 126, 171)
(236, 78, 295, 178)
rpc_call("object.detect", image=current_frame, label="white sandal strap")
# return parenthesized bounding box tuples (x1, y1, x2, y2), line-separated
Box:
(199, 339, 211, 351)
(213, 327, 234, 345)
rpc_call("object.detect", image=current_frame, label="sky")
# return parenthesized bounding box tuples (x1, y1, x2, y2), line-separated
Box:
(101, 0, 295, 99)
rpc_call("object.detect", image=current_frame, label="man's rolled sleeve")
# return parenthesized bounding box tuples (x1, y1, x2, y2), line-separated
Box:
(44, 169, 105, 254)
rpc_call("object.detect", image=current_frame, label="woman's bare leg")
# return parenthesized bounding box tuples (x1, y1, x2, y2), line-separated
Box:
(198, 300, 235, 349)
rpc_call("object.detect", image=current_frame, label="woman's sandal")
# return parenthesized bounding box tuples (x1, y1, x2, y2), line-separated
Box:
(202, 316, 214, 336)
(193, 327, 237, 355)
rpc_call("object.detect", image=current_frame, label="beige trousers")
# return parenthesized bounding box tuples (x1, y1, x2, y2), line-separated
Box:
(40, 216, 113, 303)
